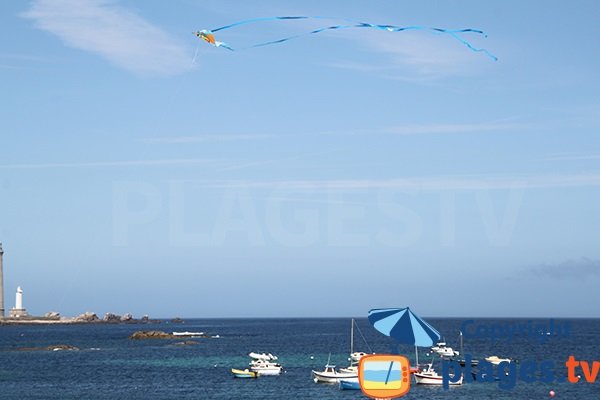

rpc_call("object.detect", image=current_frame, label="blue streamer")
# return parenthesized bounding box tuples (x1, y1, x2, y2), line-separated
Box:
(195, 16, 497, 61)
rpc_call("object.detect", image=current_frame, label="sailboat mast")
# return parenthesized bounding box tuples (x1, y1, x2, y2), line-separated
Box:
(350, 318, 354, 355)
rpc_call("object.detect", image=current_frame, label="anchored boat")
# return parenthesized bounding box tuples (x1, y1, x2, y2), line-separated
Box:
(339, 377, 361, 390)
(414, 362, 463, 386)
(231, 368, 257, 379)
(249, 359, 283, 376)
(312, 364, 357, 383)
(248, 352, 278, 361)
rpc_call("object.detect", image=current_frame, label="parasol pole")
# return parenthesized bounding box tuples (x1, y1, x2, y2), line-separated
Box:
(415, 345, 419, 367)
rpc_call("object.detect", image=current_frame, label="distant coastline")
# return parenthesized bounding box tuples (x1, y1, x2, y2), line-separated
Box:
(0, 312, 173, 325)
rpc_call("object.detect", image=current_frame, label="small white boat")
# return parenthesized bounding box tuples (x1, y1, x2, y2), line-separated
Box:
(338, 365, 357, 374)
(485, 356, 512, 365)
(248, 352, 278, 361)
(431, 341, 459, 357)
(172, 331, 205, 337)
(312, 364, 357, 383)
(340, 351, 368, 373)
(231, 368, 257, 379)
(414, 363, 463, 385)
(249, 359, 283, 376)
(350, 351, 367, 362)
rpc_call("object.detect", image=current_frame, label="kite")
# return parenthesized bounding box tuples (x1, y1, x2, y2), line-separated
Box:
(194, 16, 497, 61)
(194, 30, 234, 51)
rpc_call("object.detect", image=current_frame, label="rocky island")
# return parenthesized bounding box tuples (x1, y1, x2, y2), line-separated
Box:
(0, 311, 160, 325)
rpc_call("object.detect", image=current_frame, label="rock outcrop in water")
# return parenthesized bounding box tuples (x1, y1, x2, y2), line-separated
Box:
(74, 312, 99, 322)
(129, 330, 178, 339)
(44, 311, 60, 320)
(17, 344, 80, 351)
(120, 313, 133, 322)
(129, 331, 211, 340)
(103, 313, 121, 323)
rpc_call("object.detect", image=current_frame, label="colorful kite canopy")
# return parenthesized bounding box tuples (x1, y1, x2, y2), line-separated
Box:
(194, 16, 497, 60)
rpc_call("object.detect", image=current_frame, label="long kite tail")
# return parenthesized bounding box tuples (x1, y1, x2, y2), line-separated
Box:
(251, 23, 363, 48)
(198, 16, 497, 60)
(215, 41, 234, 51)
(210, 16, 326, 32)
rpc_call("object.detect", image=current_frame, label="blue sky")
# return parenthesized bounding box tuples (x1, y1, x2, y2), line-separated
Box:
(1, 0, 599, 318)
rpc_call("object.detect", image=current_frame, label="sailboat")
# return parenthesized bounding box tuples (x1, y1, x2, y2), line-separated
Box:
(312, 354, 357, 383)
(313, 319, 371, 383)
(339, 319, 371, 374)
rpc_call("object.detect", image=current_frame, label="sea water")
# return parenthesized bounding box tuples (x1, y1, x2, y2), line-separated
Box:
(1, 318, 599, 399)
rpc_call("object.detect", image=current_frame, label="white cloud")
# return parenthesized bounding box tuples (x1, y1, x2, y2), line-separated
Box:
(22, 0, 192, 76)
(332, 29, 495, 80)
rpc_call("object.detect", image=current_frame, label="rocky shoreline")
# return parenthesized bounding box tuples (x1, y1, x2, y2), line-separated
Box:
(0, 312, 174, 325)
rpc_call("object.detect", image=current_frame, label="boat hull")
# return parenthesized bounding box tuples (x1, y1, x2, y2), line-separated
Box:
(249, 360, 283, 376)
(250, 366, 283, 376)
(339, 378, 361, 390)
(231, 369, 257, 379)
(414, 372, 463, 385)
(252, 367, 282, 376)
(312, 370, 357, 383)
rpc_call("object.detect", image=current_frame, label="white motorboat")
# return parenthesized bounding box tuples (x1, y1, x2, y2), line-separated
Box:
(414, 363, 463, 385)
(312, 364, 357, 383)
(350, 351, 367, 362)
(485, 356, 512, 365)
(248, 352, 278, 361)
(431, 341, 459, 357)
(249, 359, 283, 376)
(340, 351, 367, 373)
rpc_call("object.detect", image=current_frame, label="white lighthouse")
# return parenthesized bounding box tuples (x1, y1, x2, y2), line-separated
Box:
(9, 286, 28, 318)
(16, 286, 23, 310)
